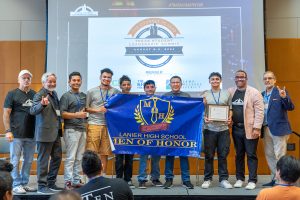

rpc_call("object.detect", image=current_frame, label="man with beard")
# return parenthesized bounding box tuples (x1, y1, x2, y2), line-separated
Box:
(30, 72, 62, 194)
(3, 70, 37, 194)
(228, 70, 264, 190)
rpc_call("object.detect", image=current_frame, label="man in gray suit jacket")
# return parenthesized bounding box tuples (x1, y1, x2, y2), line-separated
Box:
(30, 72, 62, 194)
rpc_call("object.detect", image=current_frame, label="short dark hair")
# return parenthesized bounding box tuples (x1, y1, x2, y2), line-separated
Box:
(49, 190, 81, 200)
(101, 68, 113, 76)
(119, 75, 131, 85)
(0, 160, 13, 172)
(235, 69, 247, 78)
(68, 71, 82, 81)
(143, 80, 155, 88)
(82, 150, 102, 178)
(276, 155, 300, 184)
(170, 75, 182, 82)
(208, 72, 222, 80)
(0, 171, 13, 200)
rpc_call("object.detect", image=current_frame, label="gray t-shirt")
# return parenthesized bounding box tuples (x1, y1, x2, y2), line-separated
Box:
(86, 86, 119, 125)
(60, 91, 86, 130)
(202, 89, 232, 132)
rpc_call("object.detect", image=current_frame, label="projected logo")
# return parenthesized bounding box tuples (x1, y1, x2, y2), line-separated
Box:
(134, 96, 174, 132)
(70, 4, 98, 16)
(125, 18, 183, 68)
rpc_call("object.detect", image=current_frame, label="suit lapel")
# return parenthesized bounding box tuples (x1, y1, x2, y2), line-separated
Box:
(243, 87, 249, 113)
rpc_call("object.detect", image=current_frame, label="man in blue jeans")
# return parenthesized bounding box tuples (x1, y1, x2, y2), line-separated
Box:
(3, 70, 37, 194)
(138, 80, 162, 189)
(163, 76, 194, 189)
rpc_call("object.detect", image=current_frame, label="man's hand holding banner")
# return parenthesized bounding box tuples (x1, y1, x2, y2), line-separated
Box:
(106, 94, 204, 157)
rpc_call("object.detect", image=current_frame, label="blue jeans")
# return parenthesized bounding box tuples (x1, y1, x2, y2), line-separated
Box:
(10, 138, 36, 187)
(137, 155, 161, 182)
(63, 129, 86, 184)
(165, 156, 190, 182)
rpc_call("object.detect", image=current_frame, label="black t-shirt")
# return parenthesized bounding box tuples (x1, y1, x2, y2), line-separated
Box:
(75, 177, 133, 200)
(232, 89, 245, 123)
(3, 88, 36, 138)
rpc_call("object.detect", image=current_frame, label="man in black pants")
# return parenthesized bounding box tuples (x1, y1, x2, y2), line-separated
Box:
(115, 75, 135, 189)
(30, 72, 63, 194)
(228, 70, 264, 190)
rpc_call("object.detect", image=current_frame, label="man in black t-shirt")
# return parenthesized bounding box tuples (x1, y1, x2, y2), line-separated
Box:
(228, 70, 264, 190)
(75, 150, 133, 200)
(3, 70, 36, 194)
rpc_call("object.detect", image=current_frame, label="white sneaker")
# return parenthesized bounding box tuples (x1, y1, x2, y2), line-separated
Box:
(13, 185, 26, 194)
(245, 182, 256, 190)
(220, 180, 233, 189)
(22, 185, 37, 192)
(234, 180, 244, 188)
(201, 180, 211, 189)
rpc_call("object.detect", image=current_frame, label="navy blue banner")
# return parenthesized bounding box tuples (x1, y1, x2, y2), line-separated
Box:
(105, 94, 204, 157)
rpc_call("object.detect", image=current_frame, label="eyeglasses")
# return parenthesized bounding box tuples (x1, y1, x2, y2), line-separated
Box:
(235, 76, 246, 80)
(170, 81, 181, 84)
(263, 77, 274, 80)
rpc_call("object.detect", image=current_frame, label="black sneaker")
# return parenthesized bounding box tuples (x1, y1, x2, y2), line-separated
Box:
(152, 179, 163, 187)
(37, 187, 55, 195)
(163, 180, 173, 189)
(49, 185, 64, 191)
(138, 181, 147, 189)
(183, 181, 194, 189)
(262, 180, 276, 187)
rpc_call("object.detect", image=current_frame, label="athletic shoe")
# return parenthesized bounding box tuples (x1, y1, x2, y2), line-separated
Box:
(13, 185, 26, 194)
(201, 180, 211, 189)
(128, 181, 135, 189)
(233, 180, 244, 188)
(262, 180, 275, 187)
(49, 184, 64, 191)
(245, 182, 256, 190)
(37, 187, 55, 195)
(182, 181, 194, 189)
(22, 185, 37, 192)
(138, 181, 147, 189)
(163, 180, 173, 189)
(152, 179, 163, 187)
(220, 180, 233, 189)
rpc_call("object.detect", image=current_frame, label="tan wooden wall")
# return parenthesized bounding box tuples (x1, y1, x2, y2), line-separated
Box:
(0, 39, 299, 175)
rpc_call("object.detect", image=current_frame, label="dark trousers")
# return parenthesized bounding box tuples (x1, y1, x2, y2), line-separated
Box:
(36, 135, 62, 189)
(115, 154, 134, 182)
(203, 129, 230, 182)
(232, 125, 259, 183)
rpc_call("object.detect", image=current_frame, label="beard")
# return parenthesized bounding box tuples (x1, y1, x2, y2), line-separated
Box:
(47, 87, 56, 92)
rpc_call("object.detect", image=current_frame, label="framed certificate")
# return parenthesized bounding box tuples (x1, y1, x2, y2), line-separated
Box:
(207, 105, 229, 122)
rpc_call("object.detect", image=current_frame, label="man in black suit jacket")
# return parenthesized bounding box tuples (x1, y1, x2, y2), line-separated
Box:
(30, 72, 62, 194)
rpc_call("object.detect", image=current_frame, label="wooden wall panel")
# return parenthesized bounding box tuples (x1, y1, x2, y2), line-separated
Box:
(21, 41, 46, 84)
(0, 41, 20, 83)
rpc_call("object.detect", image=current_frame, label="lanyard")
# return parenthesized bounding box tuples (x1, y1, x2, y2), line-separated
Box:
(277, 183, 294, 187)
(211, 89, 221, 105)
(264, 89, 273, 103)
(100, 87, 109, 103)
(72, 92, 82, 112)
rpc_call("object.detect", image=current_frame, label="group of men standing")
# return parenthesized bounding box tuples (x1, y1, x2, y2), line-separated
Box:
(2, 68, 294, 196)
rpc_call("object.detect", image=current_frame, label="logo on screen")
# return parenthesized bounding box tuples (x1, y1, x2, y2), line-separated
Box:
(134, 96, 174, 132)
(125, 18, 183, 68)
(70, 4, 98, 16)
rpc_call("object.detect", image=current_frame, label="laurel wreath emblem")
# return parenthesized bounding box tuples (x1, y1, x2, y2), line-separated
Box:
(134, 104, 174, 125)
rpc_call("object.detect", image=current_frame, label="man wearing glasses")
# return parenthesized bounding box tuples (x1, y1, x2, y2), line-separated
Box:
(261, 71, 294, 187)
(228, 70, 264, 190)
